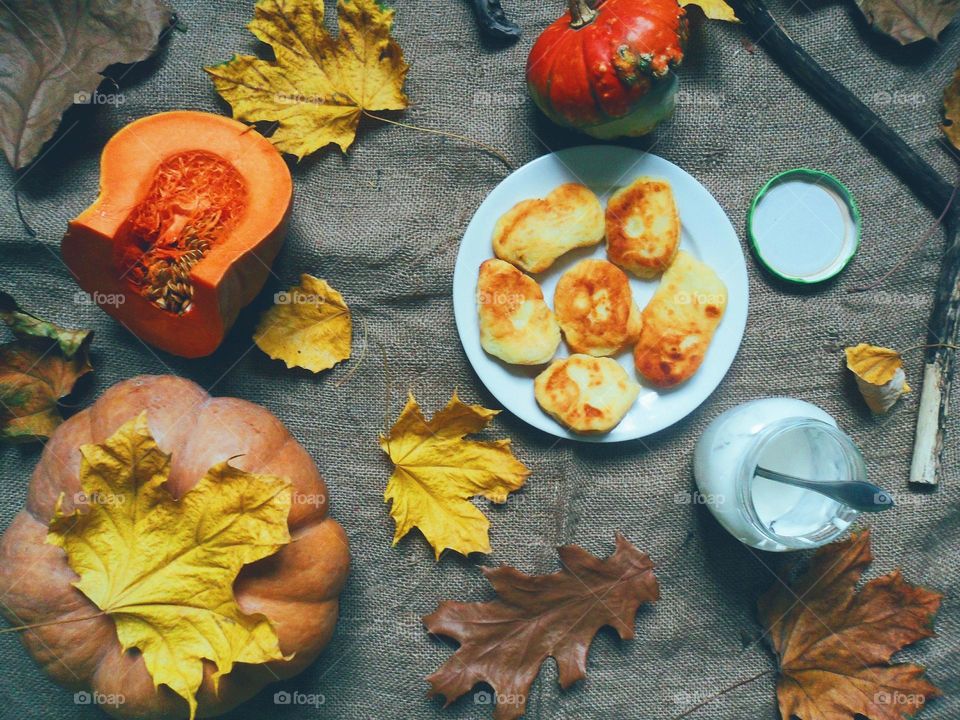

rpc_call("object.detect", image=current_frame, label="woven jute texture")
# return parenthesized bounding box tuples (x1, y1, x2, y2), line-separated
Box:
(1, 0, 958, 718)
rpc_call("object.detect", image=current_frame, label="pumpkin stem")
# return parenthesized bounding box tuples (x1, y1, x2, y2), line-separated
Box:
(568, 0, 598, 27)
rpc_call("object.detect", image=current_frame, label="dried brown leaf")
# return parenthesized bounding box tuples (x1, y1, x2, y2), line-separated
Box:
(0, 294, 92, 442)
(0, 0, 172, 169)
(854, 0, 959, 44)
(424, 534, 658, 720)
(759, 530, 942, 720)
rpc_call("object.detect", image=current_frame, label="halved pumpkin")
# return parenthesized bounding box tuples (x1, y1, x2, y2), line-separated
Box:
(62, 111, 293, 358)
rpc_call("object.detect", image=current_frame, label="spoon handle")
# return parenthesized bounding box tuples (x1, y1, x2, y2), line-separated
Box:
(755, 466, 895, 513)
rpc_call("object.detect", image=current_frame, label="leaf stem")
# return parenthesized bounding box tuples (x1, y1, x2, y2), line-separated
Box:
(848, 177, 959, 294)
(13, 188, 36, 237)
(672, 668, 774, 719)
(0, 611, 107, 634)
(361, 111, 514, 170)
(334, 314, 368, 388)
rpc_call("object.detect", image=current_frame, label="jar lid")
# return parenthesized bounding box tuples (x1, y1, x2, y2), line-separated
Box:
(747, 169, 861, 285)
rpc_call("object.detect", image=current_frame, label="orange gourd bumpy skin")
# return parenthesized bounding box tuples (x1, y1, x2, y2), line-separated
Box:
(527, 0, 687, 138)
(62, 111, 293, 358)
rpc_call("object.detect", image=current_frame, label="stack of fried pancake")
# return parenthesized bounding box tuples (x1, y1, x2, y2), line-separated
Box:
(477, 177, 727, 434)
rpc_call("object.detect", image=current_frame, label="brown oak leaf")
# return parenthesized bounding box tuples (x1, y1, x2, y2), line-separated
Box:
(759, 530, 942, 720)
(854, 0, 959, 44)
(423, 534, 659, 720)
(0, 292, 93, 442)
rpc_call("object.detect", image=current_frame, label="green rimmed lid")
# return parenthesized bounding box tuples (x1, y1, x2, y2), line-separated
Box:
(747, 169, 861, 285)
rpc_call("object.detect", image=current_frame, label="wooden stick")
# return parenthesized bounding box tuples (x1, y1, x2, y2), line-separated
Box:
(728, 0, 959, 485)
(470, 0, 521, 41)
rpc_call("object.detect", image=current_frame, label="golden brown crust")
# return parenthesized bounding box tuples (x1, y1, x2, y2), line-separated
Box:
(606, 177, 680, 278)
(534, 354, 640, 433)
(493, 183, 604, 273)
(553, 259, 642, 356)
(633, 251, 727, 387)
(477, 258, 560, 365)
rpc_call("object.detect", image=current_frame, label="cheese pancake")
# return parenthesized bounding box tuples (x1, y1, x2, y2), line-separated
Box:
(477, 259, 560, 365)
(554, 259, 642, 356)
(493, 183, 604, 273)
(534, 354, 640, 433)
(606, 177, 680, 278)
(633, 251, 726, 387)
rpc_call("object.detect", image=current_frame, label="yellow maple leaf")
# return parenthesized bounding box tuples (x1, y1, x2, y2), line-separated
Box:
(944, 64, 960, 152)
(845, 343, 910, 413)
(205, 0, 409, 158)
(380, 393, 531, 559)
(680, 0, 739, 21)
(254, 274, 352, 372)
(47, 414, 292, 720)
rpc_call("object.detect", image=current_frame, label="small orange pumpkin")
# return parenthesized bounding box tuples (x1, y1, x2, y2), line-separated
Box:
(527, 0, 687, 138)
(0, 375, 349, 719)
(62, 111, 293, 358)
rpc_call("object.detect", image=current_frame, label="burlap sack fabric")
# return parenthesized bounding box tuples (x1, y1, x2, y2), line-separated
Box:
(1, 0, 958, 718)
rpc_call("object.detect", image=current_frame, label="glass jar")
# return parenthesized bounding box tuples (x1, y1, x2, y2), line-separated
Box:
(693, 398, 865, 551)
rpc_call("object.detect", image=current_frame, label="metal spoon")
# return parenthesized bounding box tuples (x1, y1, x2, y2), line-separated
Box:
(755, 466, 895, 513)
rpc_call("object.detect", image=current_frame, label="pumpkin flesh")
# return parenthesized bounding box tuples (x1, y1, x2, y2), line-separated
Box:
(62, 111, 293, 358)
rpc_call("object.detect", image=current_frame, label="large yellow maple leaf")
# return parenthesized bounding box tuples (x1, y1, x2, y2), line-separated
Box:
(206, 0, 409, 158)
(380, 394, 530, 559)
(47, 414, 292, 719)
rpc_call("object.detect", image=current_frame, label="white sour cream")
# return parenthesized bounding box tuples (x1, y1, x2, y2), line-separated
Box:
(694, 398, 862, 551)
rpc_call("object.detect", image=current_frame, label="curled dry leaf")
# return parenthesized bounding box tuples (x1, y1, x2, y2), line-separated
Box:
(0, 292, 93, 442)
(254, 274, 352, 373)
(679, 0, 739, 21)
(854, 0, 959, 44)
(944, 64, 960, 152)
(759, 530, 941, 720)
(0, 291, 90, 356)
(845, 343, 910, 413)
(0, 0, 172, 169)
(424, 534, 659, 720)
(206, 0, 409, 158)
(380, 393, 530, 559)
(48, 414, 292, 720)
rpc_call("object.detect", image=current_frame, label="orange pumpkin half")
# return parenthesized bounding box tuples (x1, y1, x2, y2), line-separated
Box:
(62, 111, 293, 358)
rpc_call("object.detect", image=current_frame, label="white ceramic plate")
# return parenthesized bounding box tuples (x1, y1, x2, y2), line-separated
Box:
(453, 145, 749, 442)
